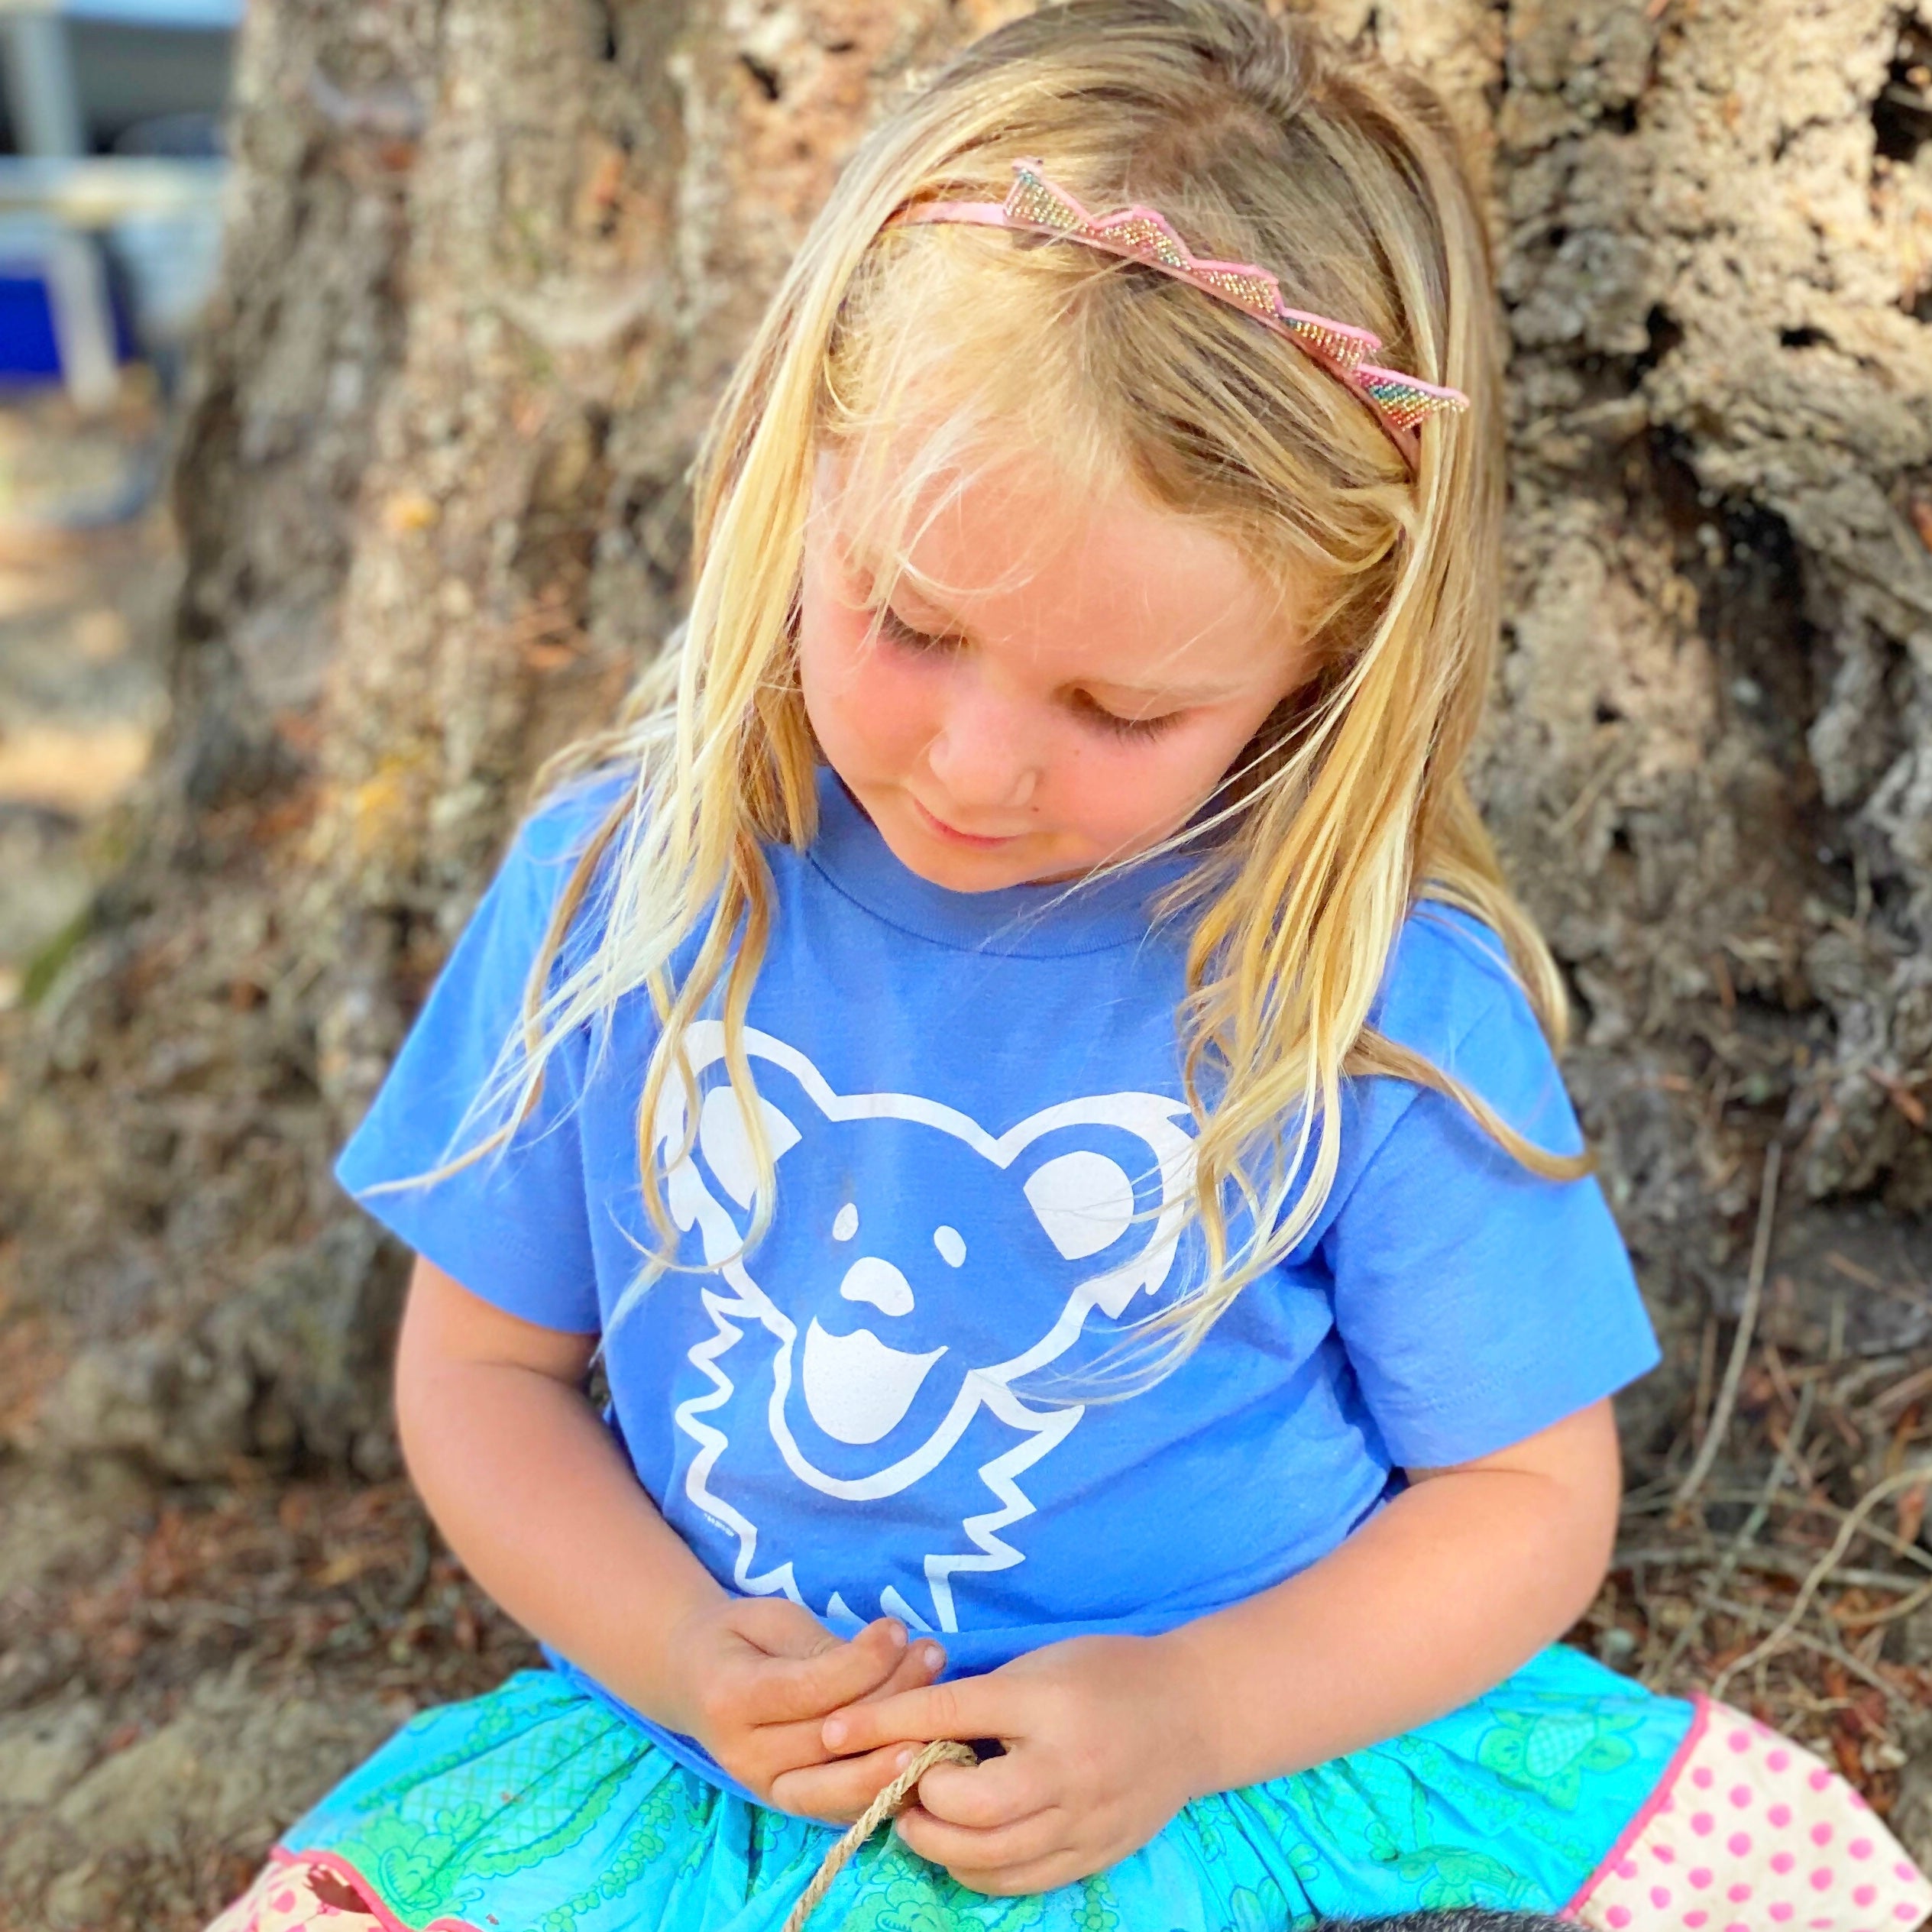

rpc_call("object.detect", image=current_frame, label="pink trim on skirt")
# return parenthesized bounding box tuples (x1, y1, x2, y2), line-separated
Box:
(205, 1845, 486, 1932)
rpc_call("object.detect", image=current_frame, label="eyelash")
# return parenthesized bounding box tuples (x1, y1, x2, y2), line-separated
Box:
(872, 607, 953, 655)
(869, 608, 1184, 742)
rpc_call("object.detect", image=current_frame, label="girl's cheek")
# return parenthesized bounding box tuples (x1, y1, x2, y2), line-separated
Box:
(1083, 778, 1177, 849)
(1065, 730, 1241, 849)
(810, 629, 937, 760)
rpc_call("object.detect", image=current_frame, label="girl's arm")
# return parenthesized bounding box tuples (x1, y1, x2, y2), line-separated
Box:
(1165, 1393, 1623, 1785)
(393, 1255, 943, 1815)
(797, 1398, 1621, 1895)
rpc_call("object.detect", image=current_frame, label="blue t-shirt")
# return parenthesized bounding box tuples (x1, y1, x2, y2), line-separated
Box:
(335, 765, 1659, 1797)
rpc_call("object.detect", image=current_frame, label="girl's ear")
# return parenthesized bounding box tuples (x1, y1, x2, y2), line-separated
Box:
(807, 442, 854, 544)
(801, 451, 862, 616)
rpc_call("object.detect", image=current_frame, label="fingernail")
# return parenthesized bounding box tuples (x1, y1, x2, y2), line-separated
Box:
(824, 1717, 846, 1747)
(918, 1642, 944, 1670)
(886, 1620, 908, 1649)
(895, 1746, 912, 1772)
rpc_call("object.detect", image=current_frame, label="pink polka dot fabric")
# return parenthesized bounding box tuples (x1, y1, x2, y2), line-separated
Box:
(205, 1847, 473, 1932)
(1568, 1698, 1932, 1932)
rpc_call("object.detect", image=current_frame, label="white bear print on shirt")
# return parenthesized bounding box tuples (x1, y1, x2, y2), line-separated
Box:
(652, 1021, 1196, 1633)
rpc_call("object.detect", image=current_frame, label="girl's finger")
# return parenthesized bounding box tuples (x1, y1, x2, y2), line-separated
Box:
(744, 1619, 910, 1724)
(767, 1743, 919, 1824)
(742, 1710, 868, 1782)
(912, 1750, 1045, 1829)
(892, 1802, 1069, 1882)
(819, 1674, 1012, 1755)
(860, 1638, 947, 1705)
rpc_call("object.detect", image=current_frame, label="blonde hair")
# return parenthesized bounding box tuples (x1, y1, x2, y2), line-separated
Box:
(442, 0, 1585, 1374)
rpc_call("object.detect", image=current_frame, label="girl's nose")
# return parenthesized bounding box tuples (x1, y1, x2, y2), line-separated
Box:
(924, 678, 1040, 814)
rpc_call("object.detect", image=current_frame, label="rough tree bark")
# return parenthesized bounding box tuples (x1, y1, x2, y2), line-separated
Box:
(0, 0, 1006, 1481)
(2, 0, 1932, 1920)
(2, 0, 1928, 1571)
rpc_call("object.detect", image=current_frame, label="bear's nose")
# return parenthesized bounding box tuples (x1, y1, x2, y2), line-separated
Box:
(838, 1256, 914, 1317)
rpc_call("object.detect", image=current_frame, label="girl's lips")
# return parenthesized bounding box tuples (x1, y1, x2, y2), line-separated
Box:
(911, 796, 1022, 848)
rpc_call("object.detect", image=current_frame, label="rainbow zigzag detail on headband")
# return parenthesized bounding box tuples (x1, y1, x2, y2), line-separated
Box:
(888, 159, 1469, 470)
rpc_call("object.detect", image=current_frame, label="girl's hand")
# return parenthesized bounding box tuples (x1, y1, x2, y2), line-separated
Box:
(659, 1598, 947, 1823)
(772, 1634, 1214, 1895)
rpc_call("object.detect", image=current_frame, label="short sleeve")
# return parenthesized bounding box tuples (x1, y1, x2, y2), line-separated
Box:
(1323, 973, 1661, 1469)
(332, 781, 622, 1334)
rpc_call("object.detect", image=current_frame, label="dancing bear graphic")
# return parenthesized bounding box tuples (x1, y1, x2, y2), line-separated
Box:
(655, 1022, 1196, 1633)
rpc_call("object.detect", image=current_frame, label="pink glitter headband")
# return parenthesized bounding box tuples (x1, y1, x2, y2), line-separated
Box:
(885, 157, 1468, 474)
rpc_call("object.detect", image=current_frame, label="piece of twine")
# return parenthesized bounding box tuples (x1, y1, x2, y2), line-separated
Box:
(781, 1739, 978, 1932)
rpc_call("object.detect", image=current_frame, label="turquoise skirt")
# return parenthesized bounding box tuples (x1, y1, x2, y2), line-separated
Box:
(205, 1644, 1700, 1930)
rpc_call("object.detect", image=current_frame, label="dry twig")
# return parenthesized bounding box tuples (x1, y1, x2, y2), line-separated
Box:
(1707, 1597, 1916, 1712)
(1662, 1377, 1813, 1677)
(1674, 1142, 1782, 1513)
(1711, 1463, 1932, 1697)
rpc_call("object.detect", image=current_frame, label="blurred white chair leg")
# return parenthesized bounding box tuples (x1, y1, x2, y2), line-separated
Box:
(43, 230, 120, 412)
(2, 6, 119, 409)
(2, 10, 87, 159)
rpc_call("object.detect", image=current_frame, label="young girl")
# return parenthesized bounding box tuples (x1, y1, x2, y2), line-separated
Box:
(210, 3, 1931, 1929)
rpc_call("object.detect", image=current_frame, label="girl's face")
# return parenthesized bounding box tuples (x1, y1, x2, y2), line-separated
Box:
(798, 444, 1317, 892)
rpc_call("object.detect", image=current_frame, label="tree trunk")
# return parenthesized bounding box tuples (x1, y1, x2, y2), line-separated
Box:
(5, 0, 1932, 1921)
(4, 0, 1930, 1502)
(0, 0, 979, 1478)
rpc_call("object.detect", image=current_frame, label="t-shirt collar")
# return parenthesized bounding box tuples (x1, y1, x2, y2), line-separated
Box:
(805, 765, 1199, 956)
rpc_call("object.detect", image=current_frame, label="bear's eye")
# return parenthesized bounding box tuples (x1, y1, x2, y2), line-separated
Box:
(934, 1226, 966, 1268)
(832, 1202, 859, 1241)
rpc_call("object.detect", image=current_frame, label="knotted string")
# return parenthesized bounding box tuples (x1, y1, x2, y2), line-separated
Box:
(780, 1739, 979, 1932)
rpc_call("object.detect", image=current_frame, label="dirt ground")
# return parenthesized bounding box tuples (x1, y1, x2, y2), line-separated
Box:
(0, 392, 1929, 1932)
(0, 1457, 539, 1930)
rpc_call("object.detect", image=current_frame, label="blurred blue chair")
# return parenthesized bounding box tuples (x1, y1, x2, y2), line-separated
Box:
(0, 0, 235, 402)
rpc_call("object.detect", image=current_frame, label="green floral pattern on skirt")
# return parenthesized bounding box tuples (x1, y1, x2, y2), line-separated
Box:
(277, 1645, 1692, 1930)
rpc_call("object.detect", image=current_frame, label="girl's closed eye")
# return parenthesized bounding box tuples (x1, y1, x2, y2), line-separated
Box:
(871, 605, 1186, 742)
(872, 604, 956, 655)
(1073, 693, 1186, 741)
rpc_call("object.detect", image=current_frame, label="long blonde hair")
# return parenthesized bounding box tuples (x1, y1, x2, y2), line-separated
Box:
(444, 0, 1584, 1373)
